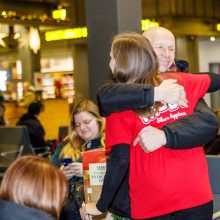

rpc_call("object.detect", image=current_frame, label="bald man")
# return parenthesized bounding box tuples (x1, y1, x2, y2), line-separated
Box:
(97, 27, 219, 152)
(144, 27, 176, 73)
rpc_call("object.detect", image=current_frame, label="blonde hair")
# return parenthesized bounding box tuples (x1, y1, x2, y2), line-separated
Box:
(60, 100, 105, 161)
(112, 32, 161, 116)
(0, 156, 67, 219)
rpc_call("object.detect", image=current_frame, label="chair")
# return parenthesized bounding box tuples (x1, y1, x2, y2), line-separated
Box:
(206, 155, 220, 220)
(0, 126, 35, 174)
(58, 126, 68, 140)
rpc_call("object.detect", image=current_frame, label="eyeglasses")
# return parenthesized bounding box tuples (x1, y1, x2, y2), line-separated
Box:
(74, 118, 95, 128)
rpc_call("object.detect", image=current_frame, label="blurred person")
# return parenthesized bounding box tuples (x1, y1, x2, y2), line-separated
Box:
(16, 101, 48, 151)
(0, 155, 67, 220)
(97, 26, 219, 153)
(82, 33, 213, 220)
(50, 99, 105, 220)
(0, 102, 7, 125)
(17, 81, 36, 109)
(204, 109, 220, 155)
(204, 134, 220, 155)
(0, 90, 4, 102)
(3, 81, 16, 101)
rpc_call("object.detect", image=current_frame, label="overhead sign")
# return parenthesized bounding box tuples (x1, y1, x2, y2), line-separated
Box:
(45, 19, 159, 41)
(45, 27, 88, 41)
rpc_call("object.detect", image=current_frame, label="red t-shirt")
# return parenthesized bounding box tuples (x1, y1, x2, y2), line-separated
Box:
(106, 72, 212, 219)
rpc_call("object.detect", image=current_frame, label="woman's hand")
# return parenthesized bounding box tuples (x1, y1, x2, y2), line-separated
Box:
(80, 202, 102, 220)
(60, 162, 83, 179)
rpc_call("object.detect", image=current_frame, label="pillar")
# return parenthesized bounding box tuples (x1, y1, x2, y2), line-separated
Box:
(85, 0, 142, 101)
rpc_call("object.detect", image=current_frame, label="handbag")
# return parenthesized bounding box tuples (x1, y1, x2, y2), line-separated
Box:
(70, 182, 85, 208)
(61, 182, 85, 220)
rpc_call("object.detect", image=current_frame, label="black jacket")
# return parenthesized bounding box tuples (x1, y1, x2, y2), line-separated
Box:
(0, 200, 56, 220)
(16, 113, 46, 149)
(97, 72, 219, 149)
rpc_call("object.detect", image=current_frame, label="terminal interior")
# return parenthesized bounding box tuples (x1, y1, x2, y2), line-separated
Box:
(1, 1, 220, 219)
(0, 0, 220, 139)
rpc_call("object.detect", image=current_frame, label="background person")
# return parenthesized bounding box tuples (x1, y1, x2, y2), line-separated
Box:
(16, 101, 49, 152)
(17, 81, 37, 109)
(0, 155, 67, 220)
(97, 26, 219, 152)
(50, 99, 105, 220)
(82, 32, 213, 220)
(204, 109, 220, 155)
(3, 81, 16, 101)
(0, 102, 7, 126)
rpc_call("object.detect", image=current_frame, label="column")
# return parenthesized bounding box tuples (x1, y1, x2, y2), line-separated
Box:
(85, 0, 142, 101)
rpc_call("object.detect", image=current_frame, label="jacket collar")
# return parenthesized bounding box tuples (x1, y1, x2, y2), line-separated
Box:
(0, 200, 56, 220)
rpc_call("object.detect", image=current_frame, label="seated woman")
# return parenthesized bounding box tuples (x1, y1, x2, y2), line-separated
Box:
(16, 101, 48, 151)
(50, 99, 105, 220)
(0, 155, 67, 220)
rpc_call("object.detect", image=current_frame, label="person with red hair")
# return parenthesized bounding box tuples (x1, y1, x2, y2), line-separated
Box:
(0, 156, 67, 220)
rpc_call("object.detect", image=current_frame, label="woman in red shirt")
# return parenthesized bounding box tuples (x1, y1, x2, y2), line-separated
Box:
(82, 32, 213, 220)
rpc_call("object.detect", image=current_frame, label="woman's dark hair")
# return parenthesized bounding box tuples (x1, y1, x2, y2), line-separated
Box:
(28, 102, 43, 115)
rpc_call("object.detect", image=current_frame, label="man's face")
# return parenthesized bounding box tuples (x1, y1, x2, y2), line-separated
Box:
(145, 31, 175, 73)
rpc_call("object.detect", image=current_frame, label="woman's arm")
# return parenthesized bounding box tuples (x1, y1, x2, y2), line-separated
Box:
(50, 142, 63, 168)
(83, 144, 130, 216)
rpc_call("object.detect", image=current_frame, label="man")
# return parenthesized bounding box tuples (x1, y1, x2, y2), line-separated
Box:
(97, 27, 219, 152)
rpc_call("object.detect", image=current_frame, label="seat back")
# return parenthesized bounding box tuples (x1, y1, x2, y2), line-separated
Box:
(58, 126, 68, 140)
(0, 126, 35, 172)
(206, 155, 220, 214)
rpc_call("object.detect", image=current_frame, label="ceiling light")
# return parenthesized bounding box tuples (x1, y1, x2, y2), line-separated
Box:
(29, 26, 40, 54)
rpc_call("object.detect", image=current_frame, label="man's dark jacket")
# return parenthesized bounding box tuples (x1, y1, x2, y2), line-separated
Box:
(95, 61, 219, 217)
(97, 61, 219, 148)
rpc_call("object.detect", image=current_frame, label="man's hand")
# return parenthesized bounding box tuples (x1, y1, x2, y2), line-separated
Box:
(154, 79, 188, 107)
(133, 126, 167, 152)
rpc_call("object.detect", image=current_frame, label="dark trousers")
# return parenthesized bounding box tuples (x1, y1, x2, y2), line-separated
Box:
(141, 201, 213, 220)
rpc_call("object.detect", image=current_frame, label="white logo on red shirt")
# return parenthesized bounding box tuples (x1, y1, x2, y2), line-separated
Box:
(140, 103, 186, 125)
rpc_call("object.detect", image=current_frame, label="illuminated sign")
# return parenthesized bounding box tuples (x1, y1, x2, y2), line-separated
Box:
(141, 19, 159, 30)
(52, 9, 66, 20)
(45, 27, 88, 41)
(45, 19, 159, 41)
(217, 23, 220, 31)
